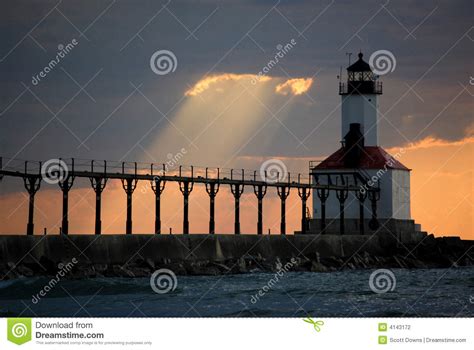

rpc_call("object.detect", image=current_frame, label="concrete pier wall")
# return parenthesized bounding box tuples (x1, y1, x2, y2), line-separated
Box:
(306, 218, 424, 244)
(0, 234, 396, 266)
(2, 234, 471, 279)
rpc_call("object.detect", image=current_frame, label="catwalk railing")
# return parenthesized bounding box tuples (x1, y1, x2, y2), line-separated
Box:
(0, 157, 380, 235)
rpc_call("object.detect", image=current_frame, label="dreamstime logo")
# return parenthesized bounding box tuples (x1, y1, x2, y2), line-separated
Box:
(260, 159, 288, 183)
(12, 323, 28, 338)
(369, 50, 396, 75)
(369, 269, 396, 294)
(7, 318, 32, 345)
(41, 159, 69, 184)
(150, 268, 177, 294)
(150, 50, 178, 75)
(469, 295, 474, 304)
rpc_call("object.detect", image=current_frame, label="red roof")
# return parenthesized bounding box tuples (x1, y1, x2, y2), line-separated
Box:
(314, 146, 410, 171)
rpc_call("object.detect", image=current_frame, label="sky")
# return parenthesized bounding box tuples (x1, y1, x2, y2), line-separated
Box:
(0, 0, 472, 238)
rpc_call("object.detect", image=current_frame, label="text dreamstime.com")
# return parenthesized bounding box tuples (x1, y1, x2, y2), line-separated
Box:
(35, 321, 103, 340)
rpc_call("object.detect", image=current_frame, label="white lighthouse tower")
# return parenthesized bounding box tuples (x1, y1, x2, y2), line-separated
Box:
(309, 52, 416, 237)
(340, 52, 379, 146)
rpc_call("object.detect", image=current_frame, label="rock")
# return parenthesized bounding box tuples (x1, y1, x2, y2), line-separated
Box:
(275, 257, 283, 271)
(16, 265, 34, 277)
(128, 266, 151, 277)
(187, 263, 220, 275)
(311, 261, 328, 272)
(352, 253, 367, 268)
(363, 251, 372, 265)
(111, 264, 135, 277)
(77, 265, 96, 278)
(238, 258, 247, 272)
(39, 255, 56, 274)
(393, 255, 407, 268)
(94, 264, 108, 273)
(145, 258, 155, 270)
(5, 262, 20, 278)
(212, 262, 231, 272)
(170, 263, 187, 275)
(404, 257, 425, 268)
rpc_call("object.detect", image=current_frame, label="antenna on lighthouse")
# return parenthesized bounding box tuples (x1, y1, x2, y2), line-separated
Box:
(345, 52, 352, 66)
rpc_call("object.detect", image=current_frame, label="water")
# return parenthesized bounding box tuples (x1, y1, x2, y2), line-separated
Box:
(1, 268, 473, 317)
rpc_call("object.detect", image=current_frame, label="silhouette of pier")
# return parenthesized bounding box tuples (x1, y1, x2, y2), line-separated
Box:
(0, 157, 379, 236)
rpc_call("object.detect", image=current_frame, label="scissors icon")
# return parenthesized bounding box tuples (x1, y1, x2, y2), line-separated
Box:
(303, 317, 324, 332)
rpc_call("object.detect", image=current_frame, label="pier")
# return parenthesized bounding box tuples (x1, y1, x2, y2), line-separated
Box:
(0, 157, 380, 236)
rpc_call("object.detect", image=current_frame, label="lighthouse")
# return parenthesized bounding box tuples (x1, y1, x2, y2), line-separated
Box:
(340, 52, 381, 146)
(308, 52, 417, 238)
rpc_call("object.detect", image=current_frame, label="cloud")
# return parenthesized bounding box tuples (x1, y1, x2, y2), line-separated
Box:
(275, 78, 313, 96)
(185, 74, 313, 97)
(388, 135, 474, 153)
(185, 73, 271, 96)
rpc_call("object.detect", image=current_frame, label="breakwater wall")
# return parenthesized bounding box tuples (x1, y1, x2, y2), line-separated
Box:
(1, 234, 472, 278)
